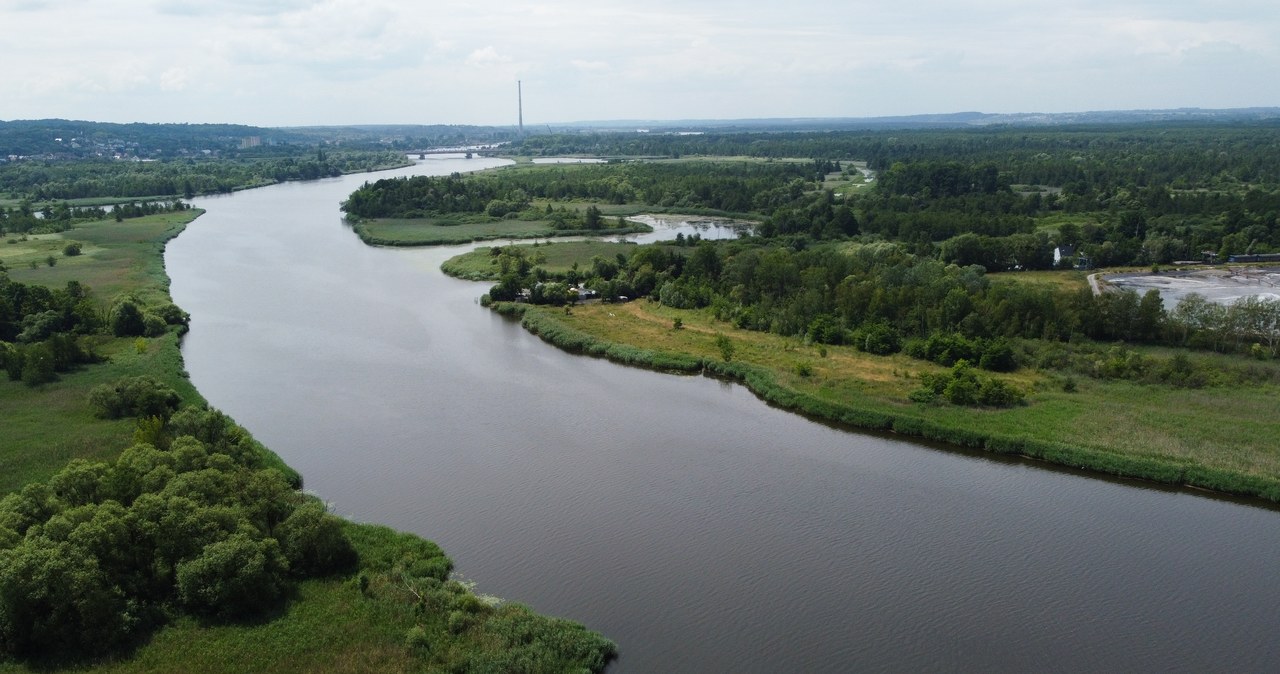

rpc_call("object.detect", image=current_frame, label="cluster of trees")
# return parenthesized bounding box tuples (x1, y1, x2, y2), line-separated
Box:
(0, 405, 355, 659)
(0, 277, 103, 385)
(341, 161, 823, 220)
(0, 150, 406, 201)
(0, 273, 188, 386)
(910, 360, 1024, 407)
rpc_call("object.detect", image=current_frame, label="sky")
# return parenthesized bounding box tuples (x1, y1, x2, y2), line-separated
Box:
(3, 0, 1278, 127)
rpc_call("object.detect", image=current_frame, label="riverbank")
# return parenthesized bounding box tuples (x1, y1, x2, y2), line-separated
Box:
(492, 300, 1280, 503)
(1, 208, 615, 671)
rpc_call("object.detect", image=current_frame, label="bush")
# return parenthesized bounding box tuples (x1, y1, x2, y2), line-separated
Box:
(142, 313, 167, 337)
(978, 338, 1017, 372)
(0, 539, 133, 656)
(62, 242, 82, 256)
(87, 376, 181, 420)
(109, 299, 146, 337)
(854, 321, 901, 355)
(909, 361, 1023, 408)
(276, 500, 357, 577)
(152, 302, 190, 326)
(176, 533, 289, 620)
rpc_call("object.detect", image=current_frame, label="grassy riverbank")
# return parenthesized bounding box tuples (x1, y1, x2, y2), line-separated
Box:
(1, 212, 615, 670)
(494, 300, 1280, 502)
(442, 240, 648, 280)
(352, 215, 648, 246)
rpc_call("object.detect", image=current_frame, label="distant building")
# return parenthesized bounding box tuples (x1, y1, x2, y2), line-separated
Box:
(1227, 253, 1280, 263)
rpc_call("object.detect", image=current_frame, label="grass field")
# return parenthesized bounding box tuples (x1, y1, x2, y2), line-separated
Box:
(442, 240, 655, 280)
(1, 211, 207, 491)
(987, 268, 1092, 292)
(515, 299, 1280, 495)
(353, 214, 648, 246)
(5, 210, 195, 304)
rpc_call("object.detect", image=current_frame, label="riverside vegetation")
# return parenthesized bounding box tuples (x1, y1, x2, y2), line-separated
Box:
(0, 134, 615, 672)
(364, 123, 1280, 501)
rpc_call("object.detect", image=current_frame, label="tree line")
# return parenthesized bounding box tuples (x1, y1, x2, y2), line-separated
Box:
(0, 150, 408, 201)
(341, 161, 824, 220)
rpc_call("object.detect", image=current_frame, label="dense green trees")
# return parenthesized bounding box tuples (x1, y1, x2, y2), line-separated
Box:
(0, 406, 349, 660)
(341, 161, 821, 221)
(0, 151, 406, 203)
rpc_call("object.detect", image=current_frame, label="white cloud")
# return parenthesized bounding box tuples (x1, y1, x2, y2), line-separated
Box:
(0, 0, 1276, 124)
(570, 59, 610, 72)
(466, 46, 512, 68)
(159, 67, 189, 92)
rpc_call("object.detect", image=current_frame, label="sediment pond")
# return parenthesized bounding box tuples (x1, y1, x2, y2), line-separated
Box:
(167, 156, 1280, 673)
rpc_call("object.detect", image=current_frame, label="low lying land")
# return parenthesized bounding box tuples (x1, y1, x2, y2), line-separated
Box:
(351, 213, 648, 246)
(443, 240, 654, 280)
(488, 298, 1280, 501)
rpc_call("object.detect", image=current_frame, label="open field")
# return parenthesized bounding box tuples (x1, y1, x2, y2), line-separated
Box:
(507, 299, 1280, 499)
(353, 216, 648, 246)
(987, 268, 1092, 293)
(1, 211, 207, 490)
(442, 240, 665, 280)
(5, 210, 195, 303)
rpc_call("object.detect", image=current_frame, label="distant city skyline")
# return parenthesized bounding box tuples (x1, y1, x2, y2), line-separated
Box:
(3, 1, 1277, 127)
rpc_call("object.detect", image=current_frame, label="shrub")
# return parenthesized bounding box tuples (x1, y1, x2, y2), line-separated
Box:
(151, 302, 190, 326)
(715, 335, 735, 362)
(176, 534, 289, 620)
(62, 242, 82, 256)
(109, 299, 146, 337)
(87, 376, 181, 420)
(276, 499, 357, 577)
(142, 313, 167, 337)
(978, 338, 1017, 372)
(853, 321, 901, 355)
(0, 539, 133, 656)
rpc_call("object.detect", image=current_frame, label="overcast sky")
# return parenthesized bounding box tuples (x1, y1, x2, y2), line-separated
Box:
(3, 0, 1278, 127)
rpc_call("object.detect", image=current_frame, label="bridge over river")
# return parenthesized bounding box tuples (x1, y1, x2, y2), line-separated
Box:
(408, 146, 506, 158)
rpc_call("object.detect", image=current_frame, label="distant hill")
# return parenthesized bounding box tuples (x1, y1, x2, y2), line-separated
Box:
(0, 120, 517, 158)
(5, 108, 1279, 158)
(550, 107, 1280, 132)
(0, 119, 308, 158)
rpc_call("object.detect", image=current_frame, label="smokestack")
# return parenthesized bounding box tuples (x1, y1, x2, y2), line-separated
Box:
(518, 80, 524, 135)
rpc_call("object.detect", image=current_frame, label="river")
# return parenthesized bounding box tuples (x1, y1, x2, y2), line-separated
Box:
(167, 156, 1280, 673)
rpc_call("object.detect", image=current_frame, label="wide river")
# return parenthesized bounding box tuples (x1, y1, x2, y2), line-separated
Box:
(168, 157, 1280, 673)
